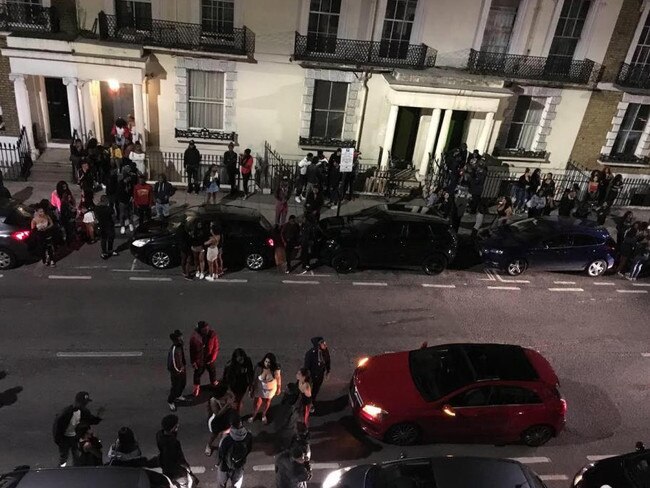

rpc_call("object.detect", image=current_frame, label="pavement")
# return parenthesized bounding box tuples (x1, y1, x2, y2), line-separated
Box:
(1, 178, 650, 487)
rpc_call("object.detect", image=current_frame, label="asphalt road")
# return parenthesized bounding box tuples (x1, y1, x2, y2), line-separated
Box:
(0, 241, 649, 487)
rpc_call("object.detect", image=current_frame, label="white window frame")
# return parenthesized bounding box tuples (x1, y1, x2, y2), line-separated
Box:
(542, 0, 601, 60)
(505, 95, 546, 150)
(307, 0, 341, 38)
(625, 1, 650, 65)
(187, 69, 226, 131)
(611, 103, 650, 157)
(601, 93, 650, 160)
(379, 0, 419, 47)
(309, 80, 348, 139)
(201, 0, 234, 33)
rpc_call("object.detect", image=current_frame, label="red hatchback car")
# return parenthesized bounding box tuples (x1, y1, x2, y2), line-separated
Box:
(350, 343, 566, 446)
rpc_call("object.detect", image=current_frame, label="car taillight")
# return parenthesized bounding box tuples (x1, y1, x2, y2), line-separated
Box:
(11, 230, 30, 241)
(266, 237, 274, 247)
(560, 398, 567, 415)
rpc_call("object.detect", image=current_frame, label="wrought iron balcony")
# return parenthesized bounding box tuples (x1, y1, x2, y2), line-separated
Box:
(293, 33, 436, 70)
(96, 12, 255, 59)
(0, 2, 59, 33)
(298, 136, 356, 148)
(599, 152, 650, 166)
(493, 147, 548, 160)
(616, 62, 650, 90)
(468, 49, 599, 85)
(175, 128, 237, 142)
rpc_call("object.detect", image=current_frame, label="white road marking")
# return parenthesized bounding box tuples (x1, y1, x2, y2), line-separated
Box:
(213, 279, 249, 283)
(56, 351, 143, 358)
(253, 463, 339, 472)
(111, 269, 151, 273)
(593, 282, 615, 286)
(586, 455, 615, 462)
(487, 286, 520, 290)
(48, 275, 92, 280)
(494, 270, 530, 284)
(632, 282, 650, 287)
(129, 277, 172, 282)
(548, 287, 584, 292)
(641, 353, 650, 357)
(509, 456, 550, 464)
(352, 282, 388, 286)
(479, 269, 497, 281)
(282, 280, 319, 285)
(74, 265, 107, 269)
(151, 466, 206, 474)
(539, 474, 569, 481)
(616, 289, 648, 294)
(422, 284, 456, 288)
(554, 280, 576, 285)
(0, 274, 3, 278)
(308, 271, 332, 277)
(130, 258, 137, 271)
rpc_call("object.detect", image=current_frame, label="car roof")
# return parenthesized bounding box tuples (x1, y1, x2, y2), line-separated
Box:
(378, 204, 450, 224)
(14, 467, 150, 488)
(186, 204, 264, 222)
(516, 216, 607, 232)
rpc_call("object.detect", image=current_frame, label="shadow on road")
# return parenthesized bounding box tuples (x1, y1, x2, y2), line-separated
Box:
(0, 371, 23, 409)
(11, 186, 33, 203)
(309, 416, 383, 462)
(313, 395, 348, 417)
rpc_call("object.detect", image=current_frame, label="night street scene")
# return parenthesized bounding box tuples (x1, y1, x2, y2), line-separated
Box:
(1, 0, 650, 487)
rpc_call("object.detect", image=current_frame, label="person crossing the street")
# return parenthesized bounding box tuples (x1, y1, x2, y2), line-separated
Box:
(216, 414, 253, 488)
(189, 320, 220, 397)
(168, 330, 187, 411)
(53, 391, 103, 467)
(303, 337, 330, 413)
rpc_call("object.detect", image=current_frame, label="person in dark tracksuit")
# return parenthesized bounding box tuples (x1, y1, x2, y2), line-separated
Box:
(156, 415, 192, 488)
(303, 337, 330, 412)
(223, 142, 239, 195)
(53, 391, 103, 467)
(168, 330, 187, 412)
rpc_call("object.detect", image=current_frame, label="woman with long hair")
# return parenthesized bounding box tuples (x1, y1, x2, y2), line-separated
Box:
(107, 427, 145, 466)
(296, 368, 312, 427)
(51, 180, 76, 245)
(31, 203, 56, 267)
(249, 353, 281, 424)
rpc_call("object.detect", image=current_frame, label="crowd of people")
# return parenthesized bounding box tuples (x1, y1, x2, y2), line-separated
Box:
(52, 323, 331, 487)
(615, 211, 650, 281)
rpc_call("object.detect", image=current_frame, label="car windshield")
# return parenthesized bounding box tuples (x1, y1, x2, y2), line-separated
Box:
(366, 461, 436, 488)
(408, 346, 474, 402)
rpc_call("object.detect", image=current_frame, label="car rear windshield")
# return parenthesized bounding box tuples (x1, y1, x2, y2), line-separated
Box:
(3, 206, 32, 228)
(408, 346, 474, 402)
(366, 460, 436, 488)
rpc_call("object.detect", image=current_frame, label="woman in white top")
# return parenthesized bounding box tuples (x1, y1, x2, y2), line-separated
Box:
(249, 353, 281, 424)
(203, 224, 222, 282)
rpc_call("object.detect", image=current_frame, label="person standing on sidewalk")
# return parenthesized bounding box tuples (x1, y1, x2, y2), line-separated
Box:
(156, 414, 193, 488)
(133, 175, 154, 225)
(190, 320, 220, 397)
(95, 195, 118, 259)
(53, 391, 103, 467)
(303, 337, 330, 410)
(275, 176, 291, 226)
(176, 222, 194, 280)
(282, 215, 300, 274)
(295, 153, 312, 203)
(239, 149, 255, 200)
(184, 140, 201, 194)
(224, 142, 239, 196)
(275, 444, 311, 488)
(154, 174, 175, 223)
(167, 329, 187, 412)
(216, 415, 253, 488)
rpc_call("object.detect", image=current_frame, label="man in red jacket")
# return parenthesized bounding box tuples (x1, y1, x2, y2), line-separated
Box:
(133, 175, 154, 225)
(189, 320, 220, 397)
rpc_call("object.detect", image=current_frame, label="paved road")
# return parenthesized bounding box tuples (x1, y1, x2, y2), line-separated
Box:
(0, 243, 649, 487)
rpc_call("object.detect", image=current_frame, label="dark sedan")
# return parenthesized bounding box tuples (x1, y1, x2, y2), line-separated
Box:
(478, 217, 616, 277)
(573, 443, 650, 488)
(0, 199, 36, 269)
(322, 455, 547, 488)
(0, 466, 174, 488)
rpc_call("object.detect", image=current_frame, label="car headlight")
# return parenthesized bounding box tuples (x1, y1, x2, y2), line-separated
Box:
(361, 404, 388, 420)
(572, 464, 593, 487)
(131, 238, 153, 248)
(322, 467, 352, 488)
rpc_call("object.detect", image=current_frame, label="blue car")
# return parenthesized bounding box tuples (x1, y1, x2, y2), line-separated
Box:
(478, 217, 616, 277)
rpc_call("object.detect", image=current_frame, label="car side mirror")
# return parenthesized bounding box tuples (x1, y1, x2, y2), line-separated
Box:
(442, 404, 456, 417)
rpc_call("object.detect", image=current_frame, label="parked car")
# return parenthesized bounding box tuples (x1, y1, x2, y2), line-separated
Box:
(319, 204, 458, 275)
(478, 217, 616, 277)
(130, 205, 275, 270)
(0, 199, 35, 270)
(350, 343, 566, 446)
(0, 466, 174, 488)
(573, 442, 650, 487)
(322, 455, 548, 488)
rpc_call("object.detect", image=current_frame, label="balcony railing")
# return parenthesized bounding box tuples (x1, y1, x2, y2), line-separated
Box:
(467, 49, 599, 85)
(493, 147, 548, 160)
(175, 128, 237, 142)
(599, 153, 650, 166)
(293, 33, 436, 69)
(616, 62, 650, 90)
(96, 12, 255, 59)
(0, 3, 59, 33)
(298, 136, 356, 148)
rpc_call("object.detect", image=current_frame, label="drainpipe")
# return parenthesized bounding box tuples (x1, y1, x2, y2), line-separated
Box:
(355, 0, 379, 152)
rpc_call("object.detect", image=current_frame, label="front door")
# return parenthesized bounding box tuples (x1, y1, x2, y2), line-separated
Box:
(44, 77, 70, 140)
(447, 111, 468, 151)
(100, 81, 134, 144)
(391, 107, 421, 169)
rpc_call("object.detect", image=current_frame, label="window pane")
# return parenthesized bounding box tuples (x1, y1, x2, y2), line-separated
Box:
(329, 82, 348, 110)
(505, 124, 523, 148)
(633, 104, 650, 131)
(310, 111, 328, 138)
(313, 81, 332, 110)
(325, 111, 344, 138)
(494, 386, 541, 404)
(511, 96, 532, 123)
(188, 70, 224, 130)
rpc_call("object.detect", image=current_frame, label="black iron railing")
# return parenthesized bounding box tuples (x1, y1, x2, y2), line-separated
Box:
(175, 128, 237, 142)
(0, 3, 59, 33)
(96, 12, 255, 58)
(298, 136, 356, 148)
(599, 153, 650, 165)
(615, 62, 650, 89)
(493, 148, 548, 160)
(293, 33, 436, 69)
(468, 49, 598, 85)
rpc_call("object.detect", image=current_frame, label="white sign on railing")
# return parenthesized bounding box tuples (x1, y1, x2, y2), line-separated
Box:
(340, 147, 355, 173)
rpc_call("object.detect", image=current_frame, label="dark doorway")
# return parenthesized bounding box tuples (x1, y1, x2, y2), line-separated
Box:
(447, 111, 468, 151)
(391, 106, 421, 169)
(100, 81, 134, 144)
(44, 77, 70, 141)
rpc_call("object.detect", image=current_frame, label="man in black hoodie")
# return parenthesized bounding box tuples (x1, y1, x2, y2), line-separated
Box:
(183, 140, 201, 194)
(53, 391, 103, 467)
(304, 337, 330, 409)
(216, 415, 253, 488)
(167, 330, 187, 412)
(156, 414, 191, 487)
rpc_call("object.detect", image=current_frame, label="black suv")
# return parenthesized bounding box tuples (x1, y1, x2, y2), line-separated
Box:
(573, 442, 650, 487)
(319, 204, 458, 275)
(0, 199, 35, 269)
(130, 205, 275, 271)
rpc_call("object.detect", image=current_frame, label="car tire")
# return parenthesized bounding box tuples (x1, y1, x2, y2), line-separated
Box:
(422, 254, 448, 275)
(586, 258, 607, 277)
(506, 258, 527, 276)
(245, 252, 265, 271)
(521, 425, 554, 447)
(331, 251, 359, 274)
(148, 249, 173, 269)
(385, 423, 420, 446)
(0, 248, 17, 270)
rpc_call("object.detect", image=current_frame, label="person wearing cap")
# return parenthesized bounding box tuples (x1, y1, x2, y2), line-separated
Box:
(223, 142, 239, 196)
(275, 175, 292, 226)
(189, 320, 220, 397)
(156, 414, 192, 487)
(53, 391, 103, 467)
(216, 414, 253, 488)
(303, 337, 330, 411)
(167, 330, 187, 411)
(183, 140, 202, 194)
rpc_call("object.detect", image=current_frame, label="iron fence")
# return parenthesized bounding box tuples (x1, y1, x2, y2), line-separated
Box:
(293, 32, 436, 69)
(0, 2, 59, 32)
(467, 49, 599, 85)
(0, 127, 32, 181)
(616, 62, 650, 90)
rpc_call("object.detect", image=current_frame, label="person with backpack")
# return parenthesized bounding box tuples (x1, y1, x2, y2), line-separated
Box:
(53, 391, 103, 467)
(107, 426, 146, 467)
(189, 320, 220, 397)
(154, 173, 175, 223)
(167, 329, 187, 412)
(216, 415, 253, 488)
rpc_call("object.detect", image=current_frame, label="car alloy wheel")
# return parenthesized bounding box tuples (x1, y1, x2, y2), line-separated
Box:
(385, 423, 420, 446)
(506, 258, 526, 276)
(150, 251, 171, 269)
(0, 249, 16, 270)
(587, 259, 607, 277)
(246, 253, 264, 271)
(521, 425, 553, 447)
(332, 252, 358, 274)
(423, 254, 447, 275)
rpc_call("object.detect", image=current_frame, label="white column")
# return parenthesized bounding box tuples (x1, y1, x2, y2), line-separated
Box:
(133, 83, 146, 149)
(380, 104, 399, 169)
(63, 77, 82, 138)
(79, 80, 95, 138)
(476, 111, 495, 154)
(419, 108, 442, 178)
(434, 109, 453, 160)
(9, 74, 36, 156)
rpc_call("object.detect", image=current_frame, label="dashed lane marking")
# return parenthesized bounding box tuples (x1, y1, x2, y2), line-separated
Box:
(509, 457, 550, 464)
(548, 287, 584, 292)
(539, 474, 569, 481)
(152, 466, 206, 474)
(422, 284, 456, 288)
(129, 277, 172, 282)
(56, 351, 143, 358)
(352, 282, 388, 286)
(554, 280, 576, 285)
(111, 269, 151, 273)
(282, 280, 319, 285)
(253, 463, 339, 472)
(641, 353, 650, 357)
(616, 289, 648, 294)
(593, 282, 615, 286)
(212, 279, 249, 283)
(74, 265, 108, 269)
(487, 286, 520, 290)
(48, 275, 92, 280)
(130, 258, 137, 271)
(494, 270, 530, 284)
(632, 282, 650, 287)
(586, 455, 616, 462)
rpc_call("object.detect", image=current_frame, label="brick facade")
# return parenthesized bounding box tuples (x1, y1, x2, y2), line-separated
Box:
(0, 37, 19, 137)
(600, 0, 642, 83)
